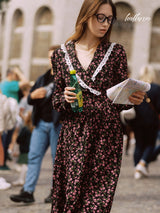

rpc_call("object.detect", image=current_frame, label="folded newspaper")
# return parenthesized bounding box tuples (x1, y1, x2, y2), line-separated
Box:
(106, 78, 151, 105)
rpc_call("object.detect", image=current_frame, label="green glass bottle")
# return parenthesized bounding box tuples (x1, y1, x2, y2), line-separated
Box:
(70, 70, 83, 112)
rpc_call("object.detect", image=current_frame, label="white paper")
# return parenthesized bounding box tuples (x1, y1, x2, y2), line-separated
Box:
(106, 78, 151, 105)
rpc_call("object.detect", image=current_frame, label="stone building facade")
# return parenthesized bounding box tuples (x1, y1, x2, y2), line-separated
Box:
(0, 0, 160, 81)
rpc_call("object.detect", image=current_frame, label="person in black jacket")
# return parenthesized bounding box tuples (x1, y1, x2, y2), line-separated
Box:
(128, 65, 160, 179)
(10, 46, 61, 203)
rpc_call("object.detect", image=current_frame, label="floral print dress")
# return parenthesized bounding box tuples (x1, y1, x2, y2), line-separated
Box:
(51, 41, 129, 213)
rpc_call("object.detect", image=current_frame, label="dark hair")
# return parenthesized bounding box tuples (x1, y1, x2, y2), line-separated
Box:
(66, 0, 116, 43)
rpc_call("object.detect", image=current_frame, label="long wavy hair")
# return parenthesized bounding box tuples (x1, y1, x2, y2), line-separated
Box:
(66, 0, 116, 44)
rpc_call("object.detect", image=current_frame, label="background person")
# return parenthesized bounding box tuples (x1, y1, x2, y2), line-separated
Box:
(12, 111, 33, 186)
(0, 66, 29, 102)
(0, 94, 18, 170)
(0, 67, 29, 170)
(128, 65, 160, 179)
(10, 46, 62, 204)
(0, 93, 12, 190)
(7, 85, 33, 163)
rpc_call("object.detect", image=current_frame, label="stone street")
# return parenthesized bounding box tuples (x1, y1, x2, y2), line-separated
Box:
(0, 143, 160, 213)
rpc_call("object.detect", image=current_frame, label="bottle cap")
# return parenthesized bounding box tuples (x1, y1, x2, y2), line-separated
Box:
(70, 70, 76, 74)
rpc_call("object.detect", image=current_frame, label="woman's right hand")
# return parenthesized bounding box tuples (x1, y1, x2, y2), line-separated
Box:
(64, 87, 77, 103)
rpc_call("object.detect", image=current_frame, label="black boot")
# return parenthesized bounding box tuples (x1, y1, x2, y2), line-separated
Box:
(10, 188, 35, 203)
(44, 191, 52, 203)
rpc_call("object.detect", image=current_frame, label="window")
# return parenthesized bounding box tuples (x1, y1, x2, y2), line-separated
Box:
(149, 8, 160, 63)
(30, 7, 53, 80)
(9, 9, 23, 60)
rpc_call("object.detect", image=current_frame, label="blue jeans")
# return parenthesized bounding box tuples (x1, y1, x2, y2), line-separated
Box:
(24, 120, 61, 192)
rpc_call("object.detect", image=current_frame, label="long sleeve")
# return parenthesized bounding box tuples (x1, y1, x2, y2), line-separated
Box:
(27, 76, 50, 106)
(112, 45, 131, 112)
(27, 81, 39, 105)
(114, 45, 128, 85)
(51, 50, 68, 113)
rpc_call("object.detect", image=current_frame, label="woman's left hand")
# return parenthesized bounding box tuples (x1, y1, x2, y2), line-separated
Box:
(129, 91, 145, 105)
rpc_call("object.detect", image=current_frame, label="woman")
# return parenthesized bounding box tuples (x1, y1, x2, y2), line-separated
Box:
(51, 0, 145, 212)
(128, 65, 160, 179)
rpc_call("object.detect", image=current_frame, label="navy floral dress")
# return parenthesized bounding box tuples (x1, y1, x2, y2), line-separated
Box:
(51, 41, 129, 213)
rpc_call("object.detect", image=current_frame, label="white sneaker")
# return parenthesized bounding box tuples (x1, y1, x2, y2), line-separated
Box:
(136, 163, 149, 176)
(134, 171, 142, 179)
(0, 177, 6, 183)
(0, 177, 11, 190)
(12, 179, 24, 186)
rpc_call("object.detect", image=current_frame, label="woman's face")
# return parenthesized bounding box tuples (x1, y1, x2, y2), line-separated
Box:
(87, 3, 113, 39)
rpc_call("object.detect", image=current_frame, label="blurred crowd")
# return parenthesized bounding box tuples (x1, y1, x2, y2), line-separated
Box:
(0, 45, 61, 204)
(121, 64, 160, 179)
(0, 66, 32, 189)
(0, 57, 160, 205)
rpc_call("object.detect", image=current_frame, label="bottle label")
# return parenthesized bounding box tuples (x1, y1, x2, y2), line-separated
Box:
(76, 91, 83, 107)
(71, 100, 79, 108)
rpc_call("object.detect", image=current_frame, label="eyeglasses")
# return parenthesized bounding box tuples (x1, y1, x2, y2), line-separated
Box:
(95, 13, 115, 24)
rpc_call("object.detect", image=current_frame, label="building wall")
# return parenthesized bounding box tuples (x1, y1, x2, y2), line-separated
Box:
(0, 0, 83, 80)
(113, 0, 160, 81)
(0, 0, 160, 81)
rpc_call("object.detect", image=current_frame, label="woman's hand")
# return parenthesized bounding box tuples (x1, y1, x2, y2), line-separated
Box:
(129, 91, 145, 105)
(64, 87, 77, 103)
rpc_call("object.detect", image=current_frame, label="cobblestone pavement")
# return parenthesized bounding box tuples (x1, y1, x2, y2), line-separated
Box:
(0, 144, 160, 213)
